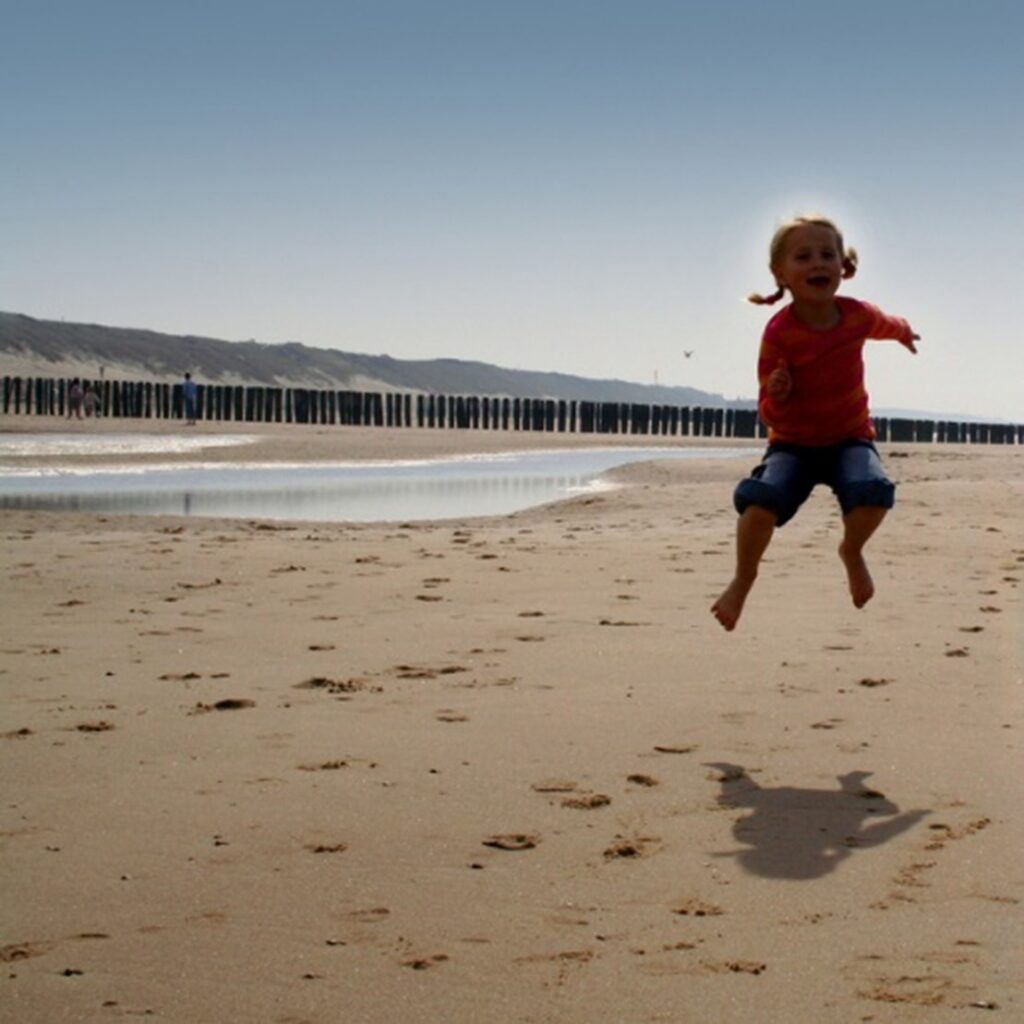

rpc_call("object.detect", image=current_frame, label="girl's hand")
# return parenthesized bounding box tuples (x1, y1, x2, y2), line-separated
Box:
(766, 359, 792, 401)
(902, 332, 920, 354)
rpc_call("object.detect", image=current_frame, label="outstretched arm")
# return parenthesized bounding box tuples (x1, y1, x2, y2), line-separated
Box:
(866, 304, 920, 353)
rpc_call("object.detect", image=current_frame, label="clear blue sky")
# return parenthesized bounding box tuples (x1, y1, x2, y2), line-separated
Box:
(2, 0, 1021, 420)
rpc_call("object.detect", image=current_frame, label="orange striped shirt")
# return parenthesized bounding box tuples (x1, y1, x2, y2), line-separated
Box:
(757, 297, 915, 446)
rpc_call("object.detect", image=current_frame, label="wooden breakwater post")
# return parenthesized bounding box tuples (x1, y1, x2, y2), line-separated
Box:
(1, 375, 1020, 444)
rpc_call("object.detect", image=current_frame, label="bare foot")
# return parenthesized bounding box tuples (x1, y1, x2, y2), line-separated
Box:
(711, 576, 755, 631)
(839, 543, 875, 609)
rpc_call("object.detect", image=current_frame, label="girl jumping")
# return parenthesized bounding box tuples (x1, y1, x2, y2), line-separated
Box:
(712, 214, 919, 631)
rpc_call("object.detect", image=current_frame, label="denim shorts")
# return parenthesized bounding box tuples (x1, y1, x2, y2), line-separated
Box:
(733, 440, 895, 527)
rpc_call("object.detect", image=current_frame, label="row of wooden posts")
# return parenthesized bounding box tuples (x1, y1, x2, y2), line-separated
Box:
(2, 375, 1021, 445)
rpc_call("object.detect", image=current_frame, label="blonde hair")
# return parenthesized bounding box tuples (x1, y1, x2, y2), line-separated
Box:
(747, 214, 859, 305)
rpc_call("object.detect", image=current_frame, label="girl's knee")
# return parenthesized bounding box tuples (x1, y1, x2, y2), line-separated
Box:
(837, 478, 895, 516)
(734, 479, 799, 526)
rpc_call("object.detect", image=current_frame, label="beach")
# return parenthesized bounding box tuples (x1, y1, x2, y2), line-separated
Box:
(1, 418, 1021, 1022)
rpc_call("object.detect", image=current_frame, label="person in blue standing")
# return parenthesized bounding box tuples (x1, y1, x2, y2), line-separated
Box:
(67, 378, 84, 419)
(182, 372, 198, 425)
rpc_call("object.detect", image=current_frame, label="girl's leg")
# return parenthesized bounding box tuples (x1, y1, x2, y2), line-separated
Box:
(839, 506, 886, 608)
(833, 444, 895, 610)
(712, 505, 777, 631)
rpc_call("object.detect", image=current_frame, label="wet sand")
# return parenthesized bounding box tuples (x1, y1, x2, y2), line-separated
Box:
(2, 417, 1021, 1022)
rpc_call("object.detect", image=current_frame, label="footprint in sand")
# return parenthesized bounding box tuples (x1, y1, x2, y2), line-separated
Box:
(403, 954, 449, 970)
(294, 677, 366, 696)
(561, 793, 611, 810)
(514, 950, 595, 971)
(297, 760, 348, 771)
(394, 664, 468, 679)
(627, 774, 659, 787)
(482, 833, 540, 851)
(190, 699, 256, 714)
(632, 942, 701, 973)
(531, 779, 578, 794)
(1, 941, 56, 962)
(672, 898, 724, 917)
(346, 907, 390, 923)
(603, 836, 659, 859)
(921, 817, 992, 851)
(702, 960, 766, 976)
(853, 960, 970, 1008)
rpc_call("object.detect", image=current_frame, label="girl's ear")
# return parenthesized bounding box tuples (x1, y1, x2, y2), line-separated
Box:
(841, 247, 858, 280)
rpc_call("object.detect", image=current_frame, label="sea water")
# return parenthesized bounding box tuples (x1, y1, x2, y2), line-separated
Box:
(0, 434, 749, 523)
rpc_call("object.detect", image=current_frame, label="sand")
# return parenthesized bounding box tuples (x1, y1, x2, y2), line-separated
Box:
(1, 416, 1021, 1023)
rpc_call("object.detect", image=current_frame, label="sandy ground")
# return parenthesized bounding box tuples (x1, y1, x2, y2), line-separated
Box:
(1, 416, 1021, 1023)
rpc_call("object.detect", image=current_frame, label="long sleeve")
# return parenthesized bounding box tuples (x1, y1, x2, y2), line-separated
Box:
(863, 302, 915, 345)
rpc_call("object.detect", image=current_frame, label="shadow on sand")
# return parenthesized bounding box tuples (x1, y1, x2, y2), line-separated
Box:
(705, 764, 930, 881)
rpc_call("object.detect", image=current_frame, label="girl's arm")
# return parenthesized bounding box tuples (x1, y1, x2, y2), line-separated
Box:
(866, 303, 919, 353)
(756, 338, 791, 425)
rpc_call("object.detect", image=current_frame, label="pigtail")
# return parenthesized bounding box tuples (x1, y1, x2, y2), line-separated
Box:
(747, 285, 786, 305)
(841, 247, 858, 280)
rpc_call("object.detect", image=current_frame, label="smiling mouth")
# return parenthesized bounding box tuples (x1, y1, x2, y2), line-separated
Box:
(806, 275, 832, 287)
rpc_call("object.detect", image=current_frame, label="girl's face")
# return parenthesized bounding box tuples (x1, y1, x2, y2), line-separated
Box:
(772, 223, 844, 307)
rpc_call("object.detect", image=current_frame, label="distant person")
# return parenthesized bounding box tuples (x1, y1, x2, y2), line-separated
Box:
(83, 383, 101, 417)
(67, 378, 84, 419)
(711, 214, 920, 632)
(182, 372, 198, 425)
